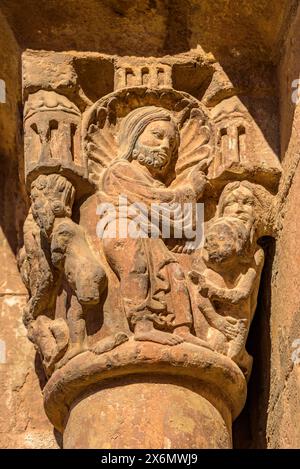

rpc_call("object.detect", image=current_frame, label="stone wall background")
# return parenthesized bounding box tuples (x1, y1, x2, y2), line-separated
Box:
(0, 10, 59, 449)
(1, 0, 300, 448)
(266, 4, 300, 448)
(233, 3, 300, 448)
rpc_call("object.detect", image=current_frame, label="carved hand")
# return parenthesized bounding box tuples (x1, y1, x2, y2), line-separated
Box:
(214, 316, 240, 340)
(188, 157, 212, 199)
(197, 274, 210, 297)
(189, 270, 208, 292)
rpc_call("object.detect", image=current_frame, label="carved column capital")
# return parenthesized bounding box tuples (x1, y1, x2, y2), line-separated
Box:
(20, 52, 282, 448)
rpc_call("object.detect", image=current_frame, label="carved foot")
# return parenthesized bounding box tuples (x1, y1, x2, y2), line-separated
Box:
(134, 329, 183, 346)
(91, 332, 129, 355)
(177, 332, 213, 350)
(134, 318, 183, 346)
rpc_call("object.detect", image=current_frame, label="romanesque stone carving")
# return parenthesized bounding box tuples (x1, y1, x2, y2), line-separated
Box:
(20, 56, 282, 448)
(23, 90, 92, 198)
(209, 97, 282, 188)
(20, 172, 108, 376)
(190, 181, 266, 379)
(98, 105, 213, 348)
(115, 59, 172, 89)
(20, 91, 109, 376)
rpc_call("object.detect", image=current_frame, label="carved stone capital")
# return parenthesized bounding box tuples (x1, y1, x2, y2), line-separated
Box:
(21, 52, 282, 448)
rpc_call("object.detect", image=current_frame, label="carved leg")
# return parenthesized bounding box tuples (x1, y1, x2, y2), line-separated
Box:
(91, 332, 129, 355)
(28, 315, 69, 376)
(228, 318, 252, 379)
(103, 237, 182, 344)
(103, 237, 149, 312)
(174, 325, 213, 349)
(166, 263, 212, 348)
(57, 295, 87, 367)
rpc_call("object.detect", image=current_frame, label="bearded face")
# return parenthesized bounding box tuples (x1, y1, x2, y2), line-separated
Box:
(132, 120, 179, 171)
(133, 143, 168, 169)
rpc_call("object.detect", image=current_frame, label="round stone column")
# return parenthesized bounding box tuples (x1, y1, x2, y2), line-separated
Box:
(43, 341, 246, 449)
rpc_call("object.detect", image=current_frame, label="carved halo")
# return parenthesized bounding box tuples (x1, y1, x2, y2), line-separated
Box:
(81, 87, 214, 186)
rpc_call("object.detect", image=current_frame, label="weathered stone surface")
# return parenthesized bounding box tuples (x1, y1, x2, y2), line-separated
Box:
(0, 0, 296, 61)
(1, 0, 300, 450)
(16, 49, 280, 449)
(0, 11, 59, 449)
(0, 232, 58, 449)
(63, 377, 232, 449)
(265, 7, 300, 447)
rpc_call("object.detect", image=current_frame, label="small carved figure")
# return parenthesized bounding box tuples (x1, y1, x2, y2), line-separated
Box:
(190, 183, 264, 377)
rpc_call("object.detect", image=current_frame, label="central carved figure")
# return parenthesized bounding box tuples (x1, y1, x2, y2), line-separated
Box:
(100, 106, 211, 347)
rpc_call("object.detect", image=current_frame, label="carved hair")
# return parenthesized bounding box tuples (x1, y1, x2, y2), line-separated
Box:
(31, 174, 75, 217)
(217, 180, 272, 240)
(118, 106, 179, 161)
(217, 181, 256, 217)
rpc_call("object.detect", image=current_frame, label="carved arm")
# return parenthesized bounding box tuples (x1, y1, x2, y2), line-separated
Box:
(204, 248, 264, 304)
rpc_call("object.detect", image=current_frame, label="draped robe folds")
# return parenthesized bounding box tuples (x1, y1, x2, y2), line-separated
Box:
(98, 159, 196, 328)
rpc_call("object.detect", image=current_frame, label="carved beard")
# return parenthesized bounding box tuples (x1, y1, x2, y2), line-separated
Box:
(133, 144, 169, 170)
